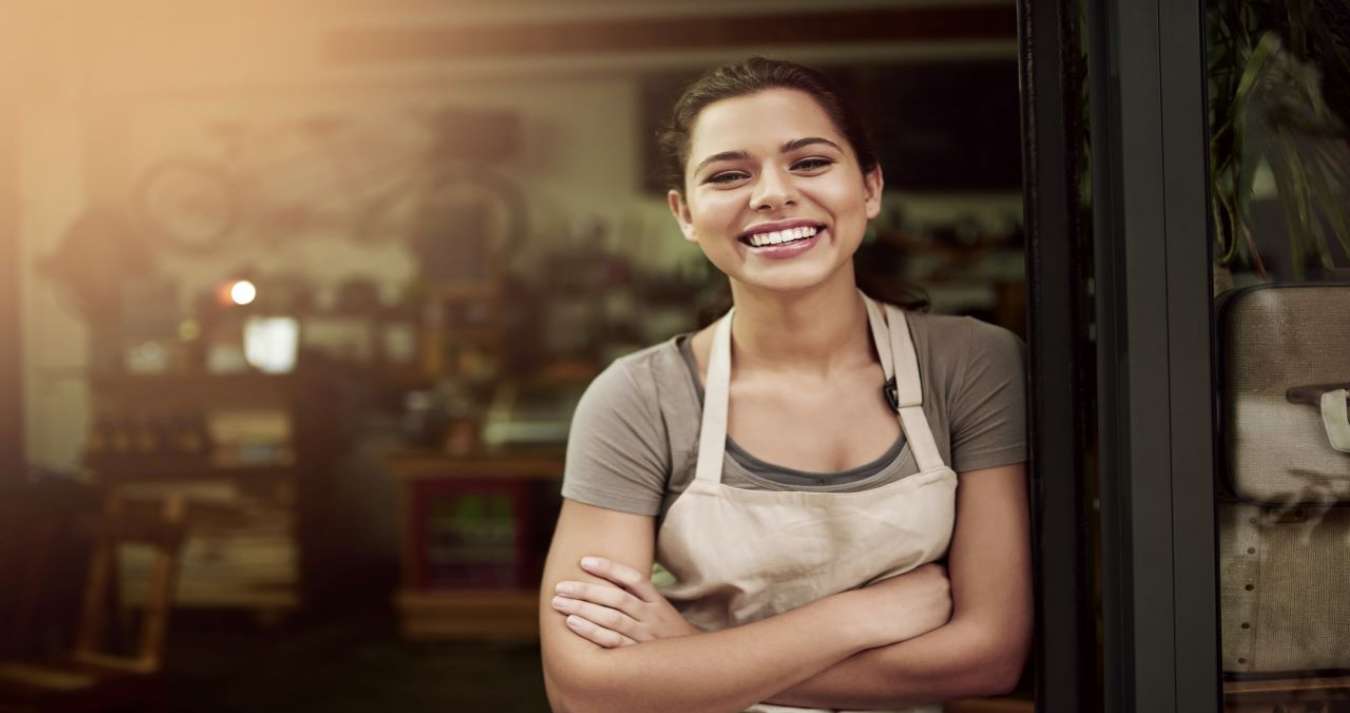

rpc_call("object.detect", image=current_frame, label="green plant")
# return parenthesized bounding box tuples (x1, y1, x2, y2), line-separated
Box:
(1208, 0, 1350, 278)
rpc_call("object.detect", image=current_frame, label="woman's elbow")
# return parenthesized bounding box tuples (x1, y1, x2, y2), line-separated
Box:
(543, 668, 581, 713)
(976, 634, 1031, 696)
(978, 658, 1024, 697)
(544, 672, 603, 713)
(542, 655, 626, 713)
(543, 664, 598, 713)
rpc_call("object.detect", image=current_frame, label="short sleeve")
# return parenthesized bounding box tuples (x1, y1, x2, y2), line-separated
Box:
(560, 358, 670, 516)
(948, 319, 1028, 473)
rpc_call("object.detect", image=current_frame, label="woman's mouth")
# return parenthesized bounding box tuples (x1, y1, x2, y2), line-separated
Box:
(738, 224, 826, 259)
(739, 224, 821, 248)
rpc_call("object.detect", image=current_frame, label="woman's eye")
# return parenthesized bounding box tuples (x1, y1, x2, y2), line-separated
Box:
(792, 158, 834, 172)
(706, 171, 748, 184)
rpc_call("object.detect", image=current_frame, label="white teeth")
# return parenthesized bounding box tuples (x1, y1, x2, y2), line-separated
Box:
(747, 225, 818, 247)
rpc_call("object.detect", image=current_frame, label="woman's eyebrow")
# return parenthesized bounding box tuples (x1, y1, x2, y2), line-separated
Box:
(693, 150, 749, 175)
(781, 136, 843, 153)
(691, 137, 843, 175)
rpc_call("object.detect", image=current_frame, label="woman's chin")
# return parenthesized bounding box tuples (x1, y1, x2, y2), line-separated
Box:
(733, 261, 850, 294)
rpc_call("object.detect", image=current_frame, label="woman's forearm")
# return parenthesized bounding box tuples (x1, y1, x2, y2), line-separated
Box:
(763, 615, 1029, 710)
(546, 590, 878, 713)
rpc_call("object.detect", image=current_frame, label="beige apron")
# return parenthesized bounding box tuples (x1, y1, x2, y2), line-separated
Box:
(655, 293, 954, 713)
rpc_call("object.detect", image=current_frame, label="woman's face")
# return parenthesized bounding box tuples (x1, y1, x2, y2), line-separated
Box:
(668, 88, 883, 294)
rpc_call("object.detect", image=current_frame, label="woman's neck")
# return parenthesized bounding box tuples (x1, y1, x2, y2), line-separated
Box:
(727, 269, 874, 378)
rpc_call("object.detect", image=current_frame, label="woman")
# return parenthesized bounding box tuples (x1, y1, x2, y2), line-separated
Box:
(539, 58, 1031, 713)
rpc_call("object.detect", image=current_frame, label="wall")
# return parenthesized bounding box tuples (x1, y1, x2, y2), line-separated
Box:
(8, 0, 1020, 469)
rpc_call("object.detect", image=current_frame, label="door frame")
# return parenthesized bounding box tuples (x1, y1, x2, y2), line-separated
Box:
(1017, 0, 1100, 710)
(1086, 0, 1221, 711)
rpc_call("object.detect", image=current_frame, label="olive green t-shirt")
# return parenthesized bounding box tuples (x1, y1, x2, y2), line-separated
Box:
(561, 310, 1027, 523)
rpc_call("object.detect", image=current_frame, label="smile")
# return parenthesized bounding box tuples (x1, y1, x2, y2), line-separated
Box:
(740, 224, 823, 248)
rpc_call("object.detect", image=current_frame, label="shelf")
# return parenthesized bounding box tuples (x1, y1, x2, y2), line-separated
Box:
(86, 454, 295, 484)
(387, 450, 565, 481)
(394, 589, 539, 641)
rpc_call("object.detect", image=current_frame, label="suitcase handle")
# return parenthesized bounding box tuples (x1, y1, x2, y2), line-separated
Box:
(1323, 388, 1350, 453)
(1286, 382, 1350, 407)
(1288, 384, 1350, 453)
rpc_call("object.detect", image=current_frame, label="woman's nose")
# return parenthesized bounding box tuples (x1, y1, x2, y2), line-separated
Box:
(750, 167, 796, 211)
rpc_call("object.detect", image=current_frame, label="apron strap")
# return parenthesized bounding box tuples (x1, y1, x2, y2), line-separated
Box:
(879, 301, 947, 473)
(863, 296, 895, 382)
(693, 295, 949, 485)
(693, 308, 734, 484)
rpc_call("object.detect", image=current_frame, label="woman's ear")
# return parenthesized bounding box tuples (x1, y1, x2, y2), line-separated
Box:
(667, 189, 697, 242)
(863, 166, 884, 220)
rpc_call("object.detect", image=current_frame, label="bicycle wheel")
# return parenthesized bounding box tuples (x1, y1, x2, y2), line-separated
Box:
(357, 167, 527, 254)
(356, 174, 426, 244)
(133, 158, 240, 253)
(403, 168, 529, 282)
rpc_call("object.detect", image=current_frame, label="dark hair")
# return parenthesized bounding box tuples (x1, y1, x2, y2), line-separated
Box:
(657, 57, 879, 193)
(663, 57, 929, 315)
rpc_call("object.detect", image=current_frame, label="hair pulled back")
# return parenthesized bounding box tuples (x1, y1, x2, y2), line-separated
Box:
(657, 57, 879, 193)
(663, 57, 929, 315)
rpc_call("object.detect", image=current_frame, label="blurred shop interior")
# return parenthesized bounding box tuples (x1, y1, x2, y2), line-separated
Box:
(0, 2, 1027, 711)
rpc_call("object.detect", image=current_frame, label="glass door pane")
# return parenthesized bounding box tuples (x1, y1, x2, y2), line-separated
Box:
(1206, 1, 1350, 709)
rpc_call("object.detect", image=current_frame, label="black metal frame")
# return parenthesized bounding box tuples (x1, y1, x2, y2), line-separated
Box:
(1017, 0, 1100, 710)
(1087, 0, 1220, 711)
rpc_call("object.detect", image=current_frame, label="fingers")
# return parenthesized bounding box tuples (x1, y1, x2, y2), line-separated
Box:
(562, 613, 638, 648)
(552, 595, 644, 641)
(555, 580, 643, 613)
(579, 556, 659, 602)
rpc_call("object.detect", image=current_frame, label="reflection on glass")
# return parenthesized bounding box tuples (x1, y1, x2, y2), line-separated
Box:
(1209, 1, 1350, 709)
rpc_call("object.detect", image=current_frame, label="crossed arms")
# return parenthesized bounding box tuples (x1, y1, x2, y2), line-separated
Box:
(538, 463, 1031, 713)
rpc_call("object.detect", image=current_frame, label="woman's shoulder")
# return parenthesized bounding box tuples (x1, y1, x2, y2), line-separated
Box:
(897, 310, 1025, 407)
(579, 335, 689, 413)
(902, 309, 1022, 355)
(608, 334, 690, 381)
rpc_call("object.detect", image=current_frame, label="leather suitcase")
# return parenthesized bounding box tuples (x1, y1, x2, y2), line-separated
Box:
(1216, 283, 1350, 675)
(1218, 283, 1350, 503)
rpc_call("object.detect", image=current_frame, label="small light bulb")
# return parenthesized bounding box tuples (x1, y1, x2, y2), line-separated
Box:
(230, 280, 257, 306)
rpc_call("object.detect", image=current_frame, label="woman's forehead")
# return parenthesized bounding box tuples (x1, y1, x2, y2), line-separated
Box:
(688, 88, 846, 157)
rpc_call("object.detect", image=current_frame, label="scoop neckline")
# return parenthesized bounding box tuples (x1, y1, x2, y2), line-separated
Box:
(674, 333, 906, 481)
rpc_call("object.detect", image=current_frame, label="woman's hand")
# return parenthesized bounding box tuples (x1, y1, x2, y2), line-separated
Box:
(550, 556, 701, 648)
(845, 562, 953, 648)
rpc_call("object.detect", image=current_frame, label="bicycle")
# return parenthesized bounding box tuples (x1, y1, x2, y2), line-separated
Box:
(132, 108, 528, 266)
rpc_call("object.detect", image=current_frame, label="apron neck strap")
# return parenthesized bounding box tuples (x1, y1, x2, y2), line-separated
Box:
(871, 297, 946, 473)
(692, 292, 948, 486)
(693, 307, 734, 484)
(864, 296, 896, 382)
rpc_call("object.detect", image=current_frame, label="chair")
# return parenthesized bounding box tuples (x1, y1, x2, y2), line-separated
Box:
(0, 491, 187, 713)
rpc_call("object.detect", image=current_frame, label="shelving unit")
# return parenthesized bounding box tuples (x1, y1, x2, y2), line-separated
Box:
(387, 451, 563, 641)
(85, 373, 334, 618)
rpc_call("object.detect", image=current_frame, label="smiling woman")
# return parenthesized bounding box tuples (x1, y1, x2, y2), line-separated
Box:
(539, 58, 1031, 713)
(663, 64, 883, 296)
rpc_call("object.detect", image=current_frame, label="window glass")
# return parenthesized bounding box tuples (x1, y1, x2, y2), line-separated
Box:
(1207, 1, 1350, 707)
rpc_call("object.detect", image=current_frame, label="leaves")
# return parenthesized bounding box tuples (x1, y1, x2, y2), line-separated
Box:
(1209, 3, 1350, 277)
